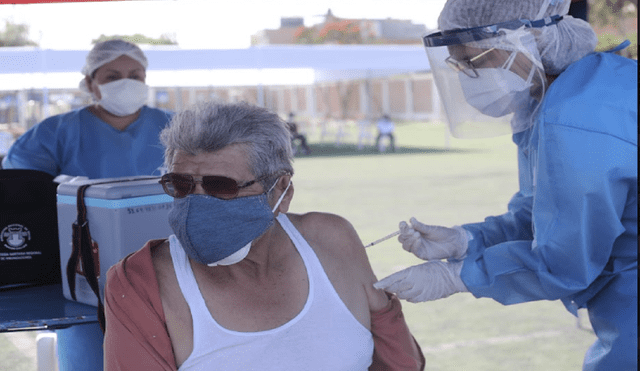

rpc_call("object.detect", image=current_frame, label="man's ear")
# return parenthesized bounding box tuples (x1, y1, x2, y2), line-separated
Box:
(273, 175, 293, 215)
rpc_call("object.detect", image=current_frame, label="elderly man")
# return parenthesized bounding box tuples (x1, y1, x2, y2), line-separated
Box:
(103, 101, 424, 370)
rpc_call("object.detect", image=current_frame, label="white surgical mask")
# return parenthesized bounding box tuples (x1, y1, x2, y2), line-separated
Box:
(97, 79, 148, 117)
(459, 52, 536, 118)
(209, 180, 292, 267)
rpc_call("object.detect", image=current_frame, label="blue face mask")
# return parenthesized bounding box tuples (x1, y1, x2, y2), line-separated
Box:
(168, 179, 291, 266)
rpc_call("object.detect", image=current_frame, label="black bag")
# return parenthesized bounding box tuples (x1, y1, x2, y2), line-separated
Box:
(0, 169, 61, 290)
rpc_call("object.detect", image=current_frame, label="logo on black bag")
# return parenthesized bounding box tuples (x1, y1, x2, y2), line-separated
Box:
(1, 224, 31, 250)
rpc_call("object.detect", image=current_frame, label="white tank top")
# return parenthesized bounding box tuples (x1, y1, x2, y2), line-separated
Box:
(170, 213, 374, 371)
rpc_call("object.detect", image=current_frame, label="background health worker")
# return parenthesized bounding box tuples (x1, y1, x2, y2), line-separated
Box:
(2, 39, 173, 371)
(374, 0, 637, 370)
(1, 38, 172, 178)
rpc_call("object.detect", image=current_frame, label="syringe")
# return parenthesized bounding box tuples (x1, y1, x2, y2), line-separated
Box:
(364, 230, 400, 248)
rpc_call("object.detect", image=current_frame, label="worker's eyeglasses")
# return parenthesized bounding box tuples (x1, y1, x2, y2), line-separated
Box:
(159, 173, 271, 199)
(445, 48, 496, 78)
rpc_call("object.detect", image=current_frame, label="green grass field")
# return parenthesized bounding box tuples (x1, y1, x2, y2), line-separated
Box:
(0, 120, 597, 370)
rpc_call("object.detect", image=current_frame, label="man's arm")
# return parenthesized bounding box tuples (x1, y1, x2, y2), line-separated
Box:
(104, 240, 177, 371)
(370, 293, 425, 371)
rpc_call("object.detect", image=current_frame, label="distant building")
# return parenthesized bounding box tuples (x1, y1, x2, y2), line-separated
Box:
(252, 17, 305, 45)
(252, 9, 427, 46)
(375, 19, 429, 44)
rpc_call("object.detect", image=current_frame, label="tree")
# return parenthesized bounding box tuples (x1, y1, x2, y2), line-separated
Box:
(0, 20, 38, 47)
(590, 0, 637, 22)
(295, 20, 363, 45)
(316, 20, 363, 45)
(294, 26, 318, 44)
(589, 0, 637, 58)
(92, 33, 177, 46)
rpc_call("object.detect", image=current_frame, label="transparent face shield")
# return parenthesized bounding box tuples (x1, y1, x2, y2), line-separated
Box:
(423, 16, 562, 138)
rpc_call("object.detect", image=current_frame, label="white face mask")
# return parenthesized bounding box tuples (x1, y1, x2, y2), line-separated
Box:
(209, 180, 292, 267)
(459, 52, 536, 118)
(97, 79, 148, 117)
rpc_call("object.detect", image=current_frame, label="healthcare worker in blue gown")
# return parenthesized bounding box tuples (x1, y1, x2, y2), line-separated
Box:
(374, 1, 637, 370)
(1, 38, 172, 178)
(2, 39, 172, 371)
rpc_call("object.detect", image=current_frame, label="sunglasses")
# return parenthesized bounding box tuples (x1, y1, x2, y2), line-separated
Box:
(159, 173, 271, 199)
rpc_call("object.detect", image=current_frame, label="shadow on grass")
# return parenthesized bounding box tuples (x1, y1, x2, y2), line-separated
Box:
(294, 143, 474, 158)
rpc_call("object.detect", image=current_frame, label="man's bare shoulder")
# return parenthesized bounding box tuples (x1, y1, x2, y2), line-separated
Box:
(285, 212, 389, 313)
(289, 212, 363, 255)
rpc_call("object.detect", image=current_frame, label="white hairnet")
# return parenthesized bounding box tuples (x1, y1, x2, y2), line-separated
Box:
(78, 39, 148, 94)
(437, 0, 598, 75)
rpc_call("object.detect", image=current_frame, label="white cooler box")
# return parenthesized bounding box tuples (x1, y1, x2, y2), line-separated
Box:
(57, 176, 173, 307)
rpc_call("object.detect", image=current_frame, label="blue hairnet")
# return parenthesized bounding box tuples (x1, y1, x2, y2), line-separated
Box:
(79, 39, 148, 94)
(437, 0, 598, 75)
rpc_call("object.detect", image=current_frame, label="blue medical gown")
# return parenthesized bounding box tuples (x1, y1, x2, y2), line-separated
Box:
(460, 52, 637, 370)
(1, 106, 172, 178)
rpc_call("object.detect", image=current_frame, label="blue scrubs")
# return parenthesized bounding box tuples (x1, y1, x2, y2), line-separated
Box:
(1, 106, 172, 178)
(460, 52, 637, 370)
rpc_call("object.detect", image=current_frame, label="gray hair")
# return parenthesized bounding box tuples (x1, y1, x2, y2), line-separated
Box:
(438, 0, 597, 75)
(160, 101, 294, 190)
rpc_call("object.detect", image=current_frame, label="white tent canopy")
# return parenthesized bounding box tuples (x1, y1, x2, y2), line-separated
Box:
(0, 45, 431, 90)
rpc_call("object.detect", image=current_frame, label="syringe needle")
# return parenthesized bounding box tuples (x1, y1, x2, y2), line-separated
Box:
(365, 230, 400, 248)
